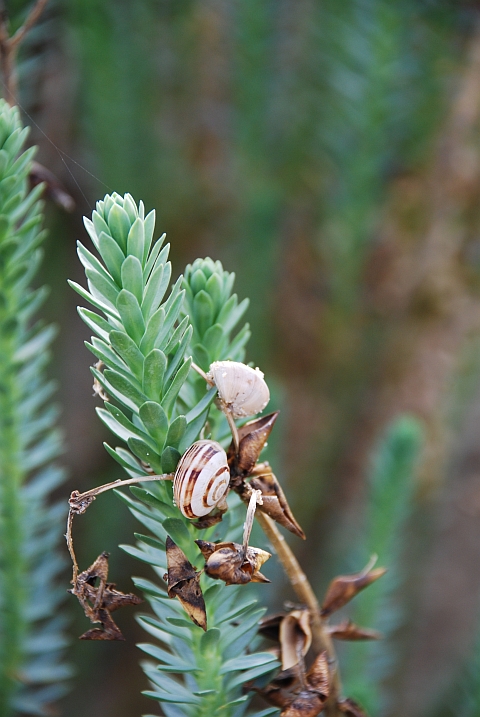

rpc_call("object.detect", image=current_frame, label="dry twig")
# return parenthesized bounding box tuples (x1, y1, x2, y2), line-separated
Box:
(65, 473, 173, 582)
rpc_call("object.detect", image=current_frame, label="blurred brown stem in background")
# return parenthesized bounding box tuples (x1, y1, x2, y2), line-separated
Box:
(0, 0, 48, 105)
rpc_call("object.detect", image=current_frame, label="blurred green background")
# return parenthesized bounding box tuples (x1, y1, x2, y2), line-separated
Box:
(10, 0, 480, 714)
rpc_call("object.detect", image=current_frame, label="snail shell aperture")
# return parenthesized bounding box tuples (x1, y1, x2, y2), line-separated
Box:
(173, 439, 230, 518)
(207, 360, 270, 419)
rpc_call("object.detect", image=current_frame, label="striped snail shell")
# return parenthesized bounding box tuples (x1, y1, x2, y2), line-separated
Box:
(173, 440, 230, 519)
(206, 360, 270, 419)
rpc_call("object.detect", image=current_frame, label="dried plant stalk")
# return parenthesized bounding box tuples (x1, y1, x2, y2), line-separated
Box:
(256, 512, 342, 712)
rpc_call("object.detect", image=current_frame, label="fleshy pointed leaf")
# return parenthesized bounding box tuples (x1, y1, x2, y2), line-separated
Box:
(143, 349, 167, 401)
(116, 289, 145, 344)
(121, 255, 143, 303)
(107, 203, 130, 252)
(139, 401, 169, 451)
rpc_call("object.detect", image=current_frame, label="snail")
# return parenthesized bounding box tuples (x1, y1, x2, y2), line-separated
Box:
(206, 360, 270, 419)
(173, 440, 230, 519)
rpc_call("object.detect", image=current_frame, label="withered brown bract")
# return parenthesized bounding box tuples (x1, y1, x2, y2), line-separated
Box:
(164, 536, 207, 630)
(227, 412, 305, 539)
(229, 412, 279, 476)
(279, 609, 312, 671)
(306, 651, 330, 696)
(321, 560, 386, 617)
(338, 698, 368, 716)
(70, 552, 142, 640)
(250, 471, 305, 540)
(195, 539, 271, 585)
(326, 619, 382, 641)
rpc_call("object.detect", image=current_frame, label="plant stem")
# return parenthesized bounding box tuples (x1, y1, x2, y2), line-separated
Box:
(66, 474, 174, 582)
(0, 333, 25, 716)
(9, 0, 48, 49)
(255, 512, 342, 713)
(191, 361, 211, 383)
(69, 473, 174, 509)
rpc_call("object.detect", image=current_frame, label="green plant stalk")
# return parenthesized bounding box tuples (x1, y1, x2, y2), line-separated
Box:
(343, 416, 423, 712)
(0, 340, 25, 716)
(0, 101, 69, 717)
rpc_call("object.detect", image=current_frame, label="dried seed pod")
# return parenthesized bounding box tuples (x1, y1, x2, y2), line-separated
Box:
(252, 682, 294, 709)
(280, 691, 326, 717)
(253, 651, 329, 716)
(258, 612, 287, 641)
(173, 440, 230, 519)
(229, 412, 279, 476)
(196, 539, 271, 585)
(250, 470, 306, 539)
(207, 360, 270, 419)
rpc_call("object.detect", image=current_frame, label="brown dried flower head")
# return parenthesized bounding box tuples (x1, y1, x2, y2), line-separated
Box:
(195, 539, 271, 585)
(257, 651, 330, 717)
(70, 552, 142, 640)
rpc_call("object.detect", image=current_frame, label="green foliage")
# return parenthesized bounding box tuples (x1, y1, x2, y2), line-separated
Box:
(120, 485, 278, 717)
(342, 416, 423, 714)
(0, 100, 70, 716)
(74, 193, 279, 716)
(182, 258, 251, 372)
(70, 192, 212, 474)
(181, 257, 252, 444)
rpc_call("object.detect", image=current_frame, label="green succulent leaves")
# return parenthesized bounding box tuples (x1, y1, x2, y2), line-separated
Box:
(0, 101, 69, 717)
(72, 193, 213, 474)
(183, 258, 251, 372)
(119, 485, 279, 717)
(181, 258, 252, 443)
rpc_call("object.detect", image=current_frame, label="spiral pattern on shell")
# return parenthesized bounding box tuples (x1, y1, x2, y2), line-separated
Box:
(173, 440, 230, 519)
(207, 360, 270, 419)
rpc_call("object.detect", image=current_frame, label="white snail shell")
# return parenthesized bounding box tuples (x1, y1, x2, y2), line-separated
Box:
(207, 360, 270, 419)
(173, 439, 230, 519)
